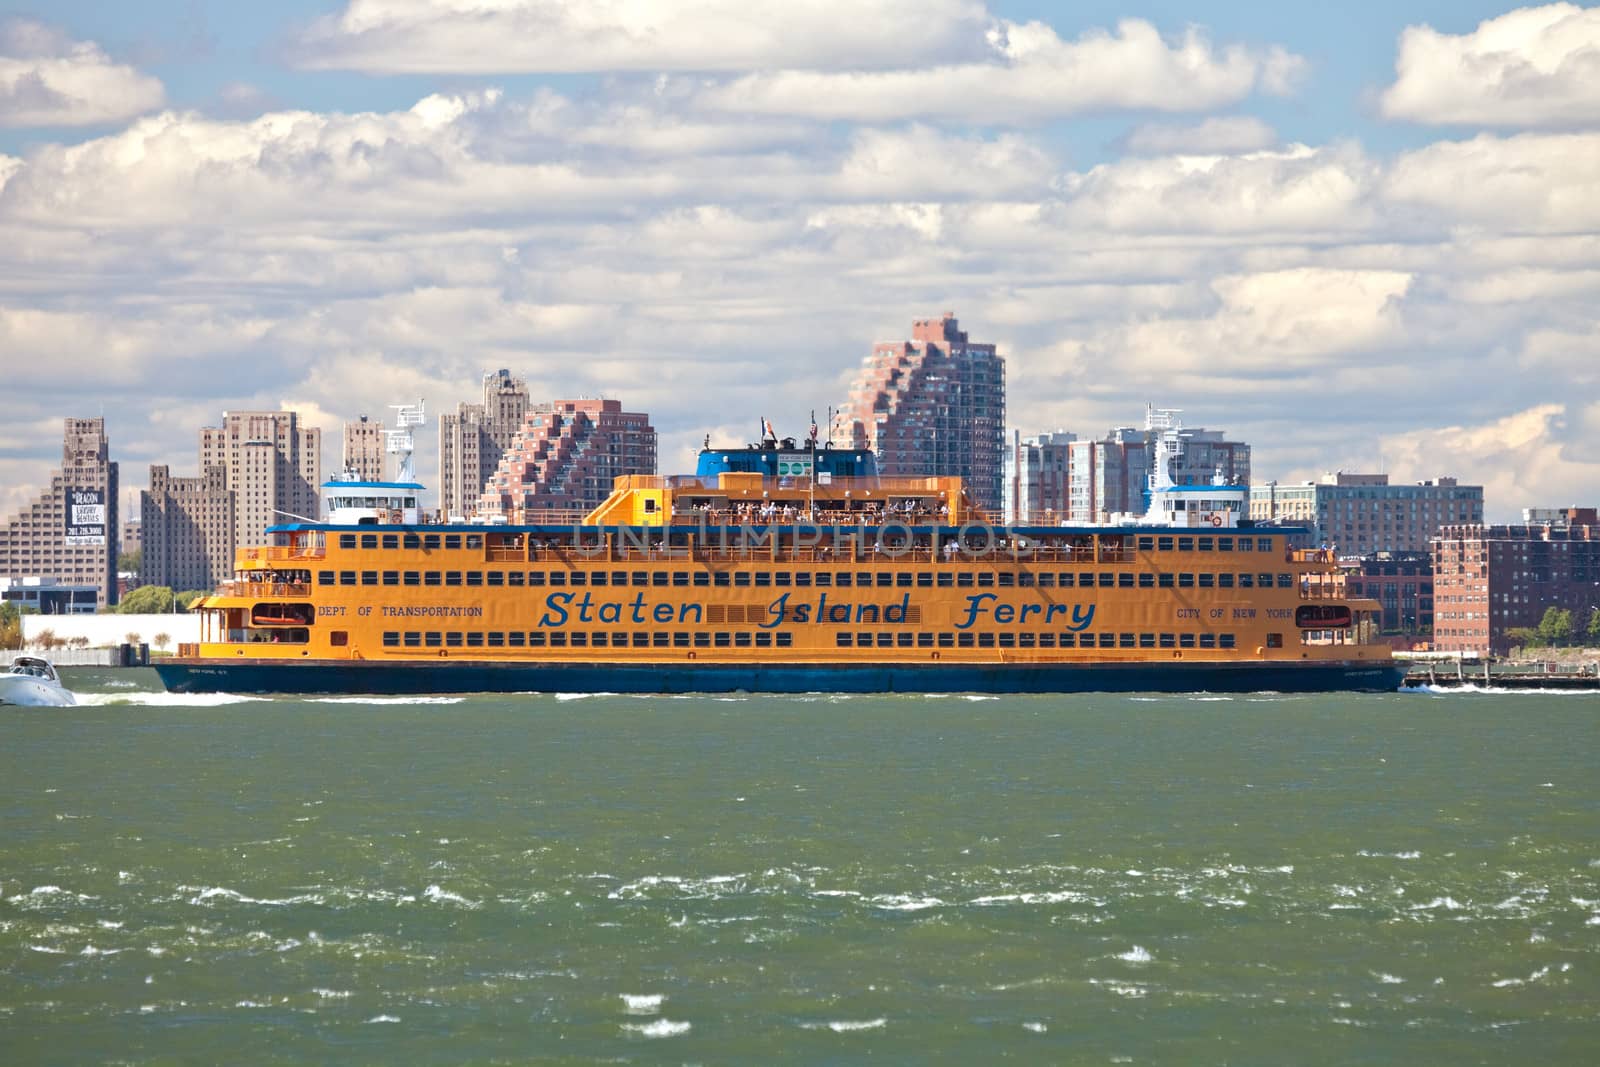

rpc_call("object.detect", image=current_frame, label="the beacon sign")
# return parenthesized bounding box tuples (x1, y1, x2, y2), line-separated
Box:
(64, 487, 107, 547)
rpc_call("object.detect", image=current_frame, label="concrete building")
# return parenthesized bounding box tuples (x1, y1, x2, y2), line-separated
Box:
(342, 415, 387, 482)
(140, 464, 235, 592)
(477, 399, 657, 520)
(199, 411, 322, 549)
(1, 576, 101, 614)
(121, 518, 142, 555)
(1250, 473, 1483, 555)
(1432, 509, 1600, 655)
(1003, 430, 1076, 525)
(439, 369, 530, 520)
(832, 313, 1006, 513)
(1064, 412, 1250, 524)
(0, 418, 120, 609)
(1344, 551, 1434, 638)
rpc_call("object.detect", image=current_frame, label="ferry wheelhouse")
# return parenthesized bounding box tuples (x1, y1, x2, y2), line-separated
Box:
(156, 434, 1402, 695)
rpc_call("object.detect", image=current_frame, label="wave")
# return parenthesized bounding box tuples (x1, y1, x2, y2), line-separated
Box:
(75, 692, 268, 707)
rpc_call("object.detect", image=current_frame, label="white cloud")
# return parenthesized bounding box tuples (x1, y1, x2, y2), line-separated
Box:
(694, 19, 1305, 122)
(1123, 116, 1277, 155)
(1384, 132, 1600, 231)
(1381, 3, 1600, 127)
(293, 0, 990, 73)
(0, 18, 164, 128)
(1382, 404, 1599, 511)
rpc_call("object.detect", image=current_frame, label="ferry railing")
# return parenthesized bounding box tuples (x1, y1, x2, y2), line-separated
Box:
(232, 581, 312, 598)
(239, 545, 325, 563)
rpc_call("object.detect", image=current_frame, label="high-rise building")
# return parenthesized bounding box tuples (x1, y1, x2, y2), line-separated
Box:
(1003, 430, 1076, 524)
(1063, 412, 1250, 524)
(832, 313, 1006, 513)
(477, 399, 657, 520)
(141, 464, 235, 592)
(1250, 473, 1483, 555)
(342, 415, 386, 482)
(439, 369, 530, 520)
(1432, 509, 1600, 655)
(199, 411, 322, 549)
(0, 418, 120, 608)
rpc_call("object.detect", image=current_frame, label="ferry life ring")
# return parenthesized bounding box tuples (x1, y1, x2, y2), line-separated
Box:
(1210, 514, 1223, 527)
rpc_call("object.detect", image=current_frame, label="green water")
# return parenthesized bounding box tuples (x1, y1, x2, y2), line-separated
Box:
(2, 673, 1596, 1064)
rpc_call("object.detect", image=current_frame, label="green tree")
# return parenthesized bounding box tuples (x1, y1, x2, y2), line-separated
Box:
(1588, 607, 1600, 646)
(1536, 606, 1574, 647)
(0, 601, 22, 650)
(118, 585, 174, 614)
(1506, 625, 1541, 651)
(175, 590, 211, 611)
(117, 548, 141, 574)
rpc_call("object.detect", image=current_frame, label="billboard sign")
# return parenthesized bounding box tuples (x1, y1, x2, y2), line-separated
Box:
(65, 487, 107, 547)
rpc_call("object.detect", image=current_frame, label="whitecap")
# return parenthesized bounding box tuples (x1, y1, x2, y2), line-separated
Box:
(365, 1014, 401, 1023)
(76, 692, 266, 707)
(313, 988, 351, 999)
(1023, 1021, 1048, 1033)
(1373, 972, 1405, 984)
(1116, 946, 1152, 963)
(867, 895, 944, 912)
(1491, 977, 1524, 988)
(621, 993, 662, 1015)
(79, 945, 122, 956)
(422, 885, 480, 909)
(1410, 896, 1465, 911)
(622, 1018, 690, 1037)
(801, 1018, 887, 1032)
(27, 944, 65, 954)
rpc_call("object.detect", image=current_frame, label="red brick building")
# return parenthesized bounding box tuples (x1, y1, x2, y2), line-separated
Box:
(477, 399, 656, 521)
(1343, 551, 1433, 637)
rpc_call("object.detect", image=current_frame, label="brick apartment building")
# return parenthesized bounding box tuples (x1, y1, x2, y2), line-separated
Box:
(477, 399, 657, 520)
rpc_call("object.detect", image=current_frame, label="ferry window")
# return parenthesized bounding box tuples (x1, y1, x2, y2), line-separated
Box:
(403, 632, 420, 647)
(1118, 573, 1134, 588)
(487, 571, 504, 586)
(1158, 573, 1175, 588)
(836, 573, 853, 588)
(858, 632, 874, 647)
(632, 571, 648, 586)
(977, 572, 994, 588)
(466, 632, 484, 647)
(1018, 573, 1034, 588)
(1158, 536, 1175, 551)
(1237, 539, 1253, 552)
(694, 633, 710, 647)
(978, 633, 996, 648)
(997, 633, 1015, 648)
(488, 632, 503, 647)
(674, 571, 691, 587)
(339, 534, 357, 549)
(360, 534, 378, 549)
(1037, 573, 1055, 588)
(652, 572, 669, 588)
(732, 572, 751, 587)
(1138, 573, 1154, 588)
(1179, 634, 1196, 648)
(1138, 536, 1155, 551)
(611, 571, 627, 585)
(1059, 633, 1075, 648)
(896, 573, 913, 588)
(425, 632, 442, 647)
(403, 534, 422, 549)
(1095, 573, 1111, 588)
(445, 572, 462, 586)
(794, 572, 811, 587)
(1039, 633, 1056, 648)
(318, 570, 335, 585)
(1257, 538, 1273, 553)
(998, 572, 1015, 588)
(383, 632, 399, 647)
(674, 633, 690, 648)
(776, 633, 793, 648)
(1018, 633, 1034, 648)
(633, 634, 650, 648)
(340, 571, 358, 586)
(957, 572, 975, 587)
(1198, 574, 1214, 588)
(774, 572, 791, 587)
(1178, 573, 1195, 588)
(938, 633, 955, 648)
(591, 633, 607, 647)
(917, 633, 934, 648)
(383, 571, 399, 586)
(713, 572, 731, 587)
(816, 573, 833, 587)
(1258, 573, 1273, 588)
(1099, 634, 1116, 649)
(735, 633, 752, 647)
(714, 633, 731, 647)
(756, 632, 774, 648)
(936, 573, 954, 587)
(362, 571, 378, 585)
(837, 633, 853, 647)
(650, 634, 668, 648)
(550, 633, 567, 647)
(404, 571, 420, 586)
(1057, 573, 1074, 588)
(466, 535, 483, 550)
(444, 535, 461, 550)
(1277, 574, 1293, 589)
(898, 633, 914, 648)
(958, 633, 975, 648)
(878, 573, 894, 588)
(1159, 633, 1175, 648)
(528, 571, 545, 586)
(423, 534, 440, 550)
(754, 571, 771, 587)
(569, 571, 585, 586)
(549, 571, 566, 587)
(1219, 634, 1236, 649)
(509, 632, 525, 647)
(446, 632, 463, 647)
(694, 572, 712, 587)
(466, 571, 483, 586)
(588, 572, 607, 587)
(1238, 573, 1254, 588)
(424, 572, 441, 586)
(1119, 633, 1135, 648)
(1218, 537, 1233, 551)
(1199, 634, 1217, 649)
(1218, 573, 1234, 588)
(1177, 537, 1195, 552)
(1197, 537, 1214, 552)
(1139, 633, 1155, 648)
(382, 534, 399, 549)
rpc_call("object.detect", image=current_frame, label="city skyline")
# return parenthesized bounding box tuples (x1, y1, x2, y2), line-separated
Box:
(2, 2, 1597, 524)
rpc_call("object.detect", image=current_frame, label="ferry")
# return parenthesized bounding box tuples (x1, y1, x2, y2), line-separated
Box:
(155, 420, 1404, 695)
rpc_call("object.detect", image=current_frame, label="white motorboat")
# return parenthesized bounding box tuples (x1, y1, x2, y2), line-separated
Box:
(0, 655, 77, 707)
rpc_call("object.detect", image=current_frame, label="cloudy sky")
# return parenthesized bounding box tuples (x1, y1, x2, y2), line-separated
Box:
(1, 1, 1596, 523)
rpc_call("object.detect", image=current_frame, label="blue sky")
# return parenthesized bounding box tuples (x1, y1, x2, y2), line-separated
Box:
(1, 1, 1597, 521)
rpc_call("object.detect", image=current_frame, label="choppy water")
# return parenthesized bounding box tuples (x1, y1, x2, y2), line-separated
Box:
(2, 671, 1596, 1063)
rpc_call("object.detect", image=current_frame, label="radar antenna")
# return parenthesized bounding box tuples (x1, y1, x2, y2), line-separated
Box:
(386, 399, 425, 482)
